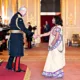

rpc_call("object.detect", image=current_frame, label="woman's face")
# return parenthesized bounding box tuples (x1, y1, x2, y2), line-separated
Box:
(52, 18, 55, 24)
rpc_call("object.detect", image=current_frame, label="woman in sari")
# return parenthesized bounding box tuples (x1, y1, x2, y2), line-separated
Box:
(34, 16, 65, 78)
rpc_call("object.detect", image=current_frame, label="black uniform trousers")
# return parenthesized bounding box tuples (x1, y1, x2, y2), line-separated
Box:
(6, 56, 20, 71)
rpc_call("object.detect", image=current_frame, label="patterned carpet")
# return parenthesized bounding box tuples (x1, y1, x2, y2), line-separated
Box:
(0, 43, 80, 80)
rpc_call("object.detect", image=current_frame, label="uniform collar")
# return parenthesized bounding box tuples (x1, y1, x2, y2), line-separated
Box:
(17, 12, 22, 17)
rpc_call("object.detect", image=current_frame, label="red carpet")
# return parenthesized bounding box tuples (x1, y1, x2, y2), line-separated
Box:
(0, 62, 31, 80)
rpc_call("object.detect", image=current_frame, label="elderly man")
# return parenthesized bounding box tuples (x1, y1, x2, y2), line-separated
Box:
(6, 7, 33, 72)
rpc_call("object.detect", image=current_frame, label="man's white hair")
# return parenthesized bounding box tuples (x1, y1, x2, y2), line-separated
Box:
(19, 7, 27, 12)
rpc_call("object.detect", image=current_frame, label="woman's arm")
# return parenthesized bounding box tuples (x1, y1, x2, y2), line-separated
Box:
(40, 31, 50, 37)
(33, 31, 50, 39)
(51, 32, 59, 46)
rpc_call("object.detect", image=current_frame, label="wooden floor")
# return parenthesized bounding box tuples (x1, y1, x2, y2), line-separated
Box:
(0, 43, 80, 80)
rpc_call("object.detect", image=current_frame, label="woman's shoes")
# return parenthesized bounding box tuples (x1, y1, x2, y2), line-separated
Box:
(56, 72, 64, 78)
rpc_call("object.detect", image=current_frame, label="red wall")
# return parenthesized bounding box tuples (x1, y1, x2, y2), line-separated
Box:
(41, 15, 54, 42)
(40, 15, 61, 42)
(41, 15, 54, 30)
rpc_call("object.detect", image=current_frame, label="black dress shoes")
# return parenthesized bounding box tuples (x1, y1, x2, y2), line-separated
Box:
(6, 67, 14, 71)
(15, 69, 25, 72)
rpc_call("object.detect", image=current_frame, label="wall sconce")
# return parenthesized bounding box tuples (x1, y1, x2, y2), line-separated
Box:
(68, 13, 73, 25)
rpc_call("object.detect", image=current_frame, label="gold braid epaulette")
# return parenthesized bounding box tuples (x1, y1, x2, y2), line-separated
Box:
(16, 14, 22, 30)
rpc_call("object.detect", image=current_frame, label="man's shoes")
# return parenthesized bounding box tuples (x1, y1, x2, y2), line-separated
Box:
(6, 67, 14, 71)
(15, 69, 25, 72)
(6, 67, 25, 72)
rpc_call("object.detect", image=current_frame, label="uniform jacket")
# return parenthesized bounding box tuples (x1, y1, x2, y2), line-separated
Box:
(9, 12, 33, 57)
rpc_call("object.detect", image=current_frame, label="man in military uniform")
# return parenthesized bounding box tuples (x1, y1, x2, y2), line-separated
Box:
(6, 7, 33, 72)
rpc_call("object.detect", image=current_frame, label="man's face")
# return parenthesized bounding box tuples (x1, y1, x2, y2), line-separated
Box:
(21, 10, 27, 17)
(52, 18, 55, 24)
(45, 21, 48, 25)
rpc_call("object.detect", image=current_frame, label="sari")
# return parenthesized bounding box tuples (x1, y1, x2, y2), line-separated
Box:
(42, 25, 65, 78)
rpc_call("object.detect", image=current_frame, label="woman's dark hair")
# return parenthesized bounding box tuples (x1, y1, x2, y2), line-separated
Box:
(54, 16, 63, 26)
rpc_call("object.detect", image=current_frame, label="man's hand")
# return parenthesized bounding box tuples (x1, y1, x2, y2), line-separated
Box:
(33, 34, 39, 39)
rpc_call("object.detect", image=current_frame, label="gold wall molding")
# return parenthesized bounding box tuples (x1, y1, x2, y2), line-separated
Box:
(61, 0, 80, 43)
(74, 0, 76, 25)
(0, 0, 2, 16)
(1, 0, 79, 43)
(66, 0, 68, 25)
(12, 0, 17, 13)
(18, 0, 40, 43)
(65, 0, 77, 26)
